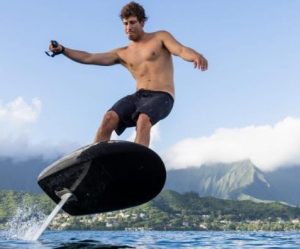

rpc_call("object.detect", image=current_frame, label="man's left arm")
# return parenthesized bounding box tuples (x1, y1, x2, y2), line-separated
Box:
(159, 31, 208, 71)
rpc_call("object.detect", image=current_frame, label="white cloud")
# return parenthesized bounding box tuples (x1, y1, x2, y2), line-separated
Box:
(149, 124, 161, 149)
(0, 97, 41, 142)
(164, 117, 300, 171)
(0, 97, 78, 160)
(0, 97, 41, 124)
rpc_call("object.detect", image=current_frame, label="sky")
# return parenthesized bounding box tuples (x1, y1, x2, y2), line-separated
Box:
(1, 0, 300, 171)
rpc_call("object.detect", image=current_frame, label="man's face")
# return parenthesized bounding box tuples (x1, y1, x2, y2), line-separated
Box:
(122, 16, 144, 41)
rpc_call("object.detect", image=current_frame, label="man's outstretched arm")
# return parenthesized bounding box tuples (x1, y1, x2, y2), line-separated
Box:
(49, 42, 121, 66)
(159, 31, 208, 71)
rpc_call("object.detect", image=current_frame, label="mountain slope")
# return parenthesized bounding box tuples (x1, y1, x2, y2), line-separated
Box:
(265, 166, 300, 205)
(165, 160, 274, 202)
(0, 156, 56, 193)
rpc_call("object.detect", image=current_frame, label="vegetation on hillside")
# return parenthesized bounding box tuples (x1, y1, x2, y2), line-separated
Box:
(1, 189, 300, 231)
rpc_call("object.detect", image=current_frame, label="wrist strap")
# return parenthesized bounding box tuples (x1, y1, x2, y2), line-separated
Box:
(60, 46, 65, 54)
(54, 45, 65, 56)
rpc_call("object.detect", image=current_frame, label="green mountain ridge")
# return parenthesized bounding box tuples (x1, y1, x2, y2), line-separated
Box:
(165, 160, 296, 204)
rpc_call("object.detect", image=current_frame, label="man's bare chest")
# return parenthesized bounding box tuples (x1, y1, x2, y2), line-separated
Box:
(120, 40, 165, 68)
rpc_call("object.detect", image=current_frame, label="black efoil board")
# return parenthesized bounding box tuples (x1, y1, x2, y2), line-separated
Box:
(38, 141, 166, 216)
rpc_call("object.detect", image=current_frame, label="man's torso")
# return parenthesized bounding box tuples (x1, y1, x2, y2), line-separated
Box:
(117, 32, 175, 97)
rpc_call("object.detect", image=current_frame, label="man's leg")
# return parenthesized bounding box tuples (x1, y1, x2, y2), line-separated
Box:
(135, 113, 152, 147)
(94, 111, 119, 143)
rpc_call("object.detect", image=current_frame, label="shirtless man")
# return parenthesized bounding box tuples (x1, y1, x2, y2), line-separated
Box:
(49, 2, 208, 147)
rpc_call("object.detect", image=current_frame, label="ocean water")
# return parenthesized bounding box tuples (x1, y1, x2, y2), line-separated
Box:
(1, 230, 300, 249)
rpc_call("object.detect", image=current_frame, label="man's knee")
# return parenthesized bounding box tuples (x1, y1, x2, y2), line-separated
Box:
(136, 113, 152, 131)
(101, 111, 119, 130)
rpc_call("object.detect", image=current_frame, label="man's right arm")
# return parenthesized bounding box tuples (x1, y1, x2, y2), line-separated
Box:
(49, 43, 121, 66)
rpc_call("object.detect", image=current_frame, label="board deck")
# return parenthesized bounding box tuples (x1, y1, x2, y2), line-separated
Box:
(37, 140, 166, 216)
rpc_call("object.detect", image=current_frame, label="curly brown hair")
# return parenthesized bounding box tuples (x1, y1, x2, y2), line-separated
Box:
(120, 2, 148, 23)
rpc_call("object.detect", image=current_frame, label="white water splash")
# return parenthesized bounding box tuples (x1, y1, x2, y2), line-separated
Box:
(31, 192, 72, 241)
(4, 193, 72, 241)
(4, 204, 47, 241)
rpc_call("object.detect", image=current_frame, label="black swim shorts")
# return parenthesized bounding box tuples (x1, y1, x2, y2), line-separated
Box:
(109, 89, 174, 135)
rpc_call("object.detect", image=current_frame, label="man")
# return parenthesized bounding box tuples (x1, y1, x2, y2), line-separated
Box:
(49, 2, 208, 147)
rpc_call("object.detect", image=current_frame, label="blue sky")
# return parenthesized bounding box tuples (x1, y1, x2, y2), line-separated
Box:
(1, 1, 300, 170)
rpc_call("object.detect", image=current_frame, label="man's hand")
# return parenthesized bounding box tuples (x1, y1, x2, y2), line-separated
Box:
(193, 54, 208, 71)
(49, 41, 64, 55)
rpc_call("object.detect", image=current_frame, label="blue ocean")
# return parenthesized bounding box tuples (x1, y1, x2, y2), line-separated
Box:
(1, 230, 300, 248)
